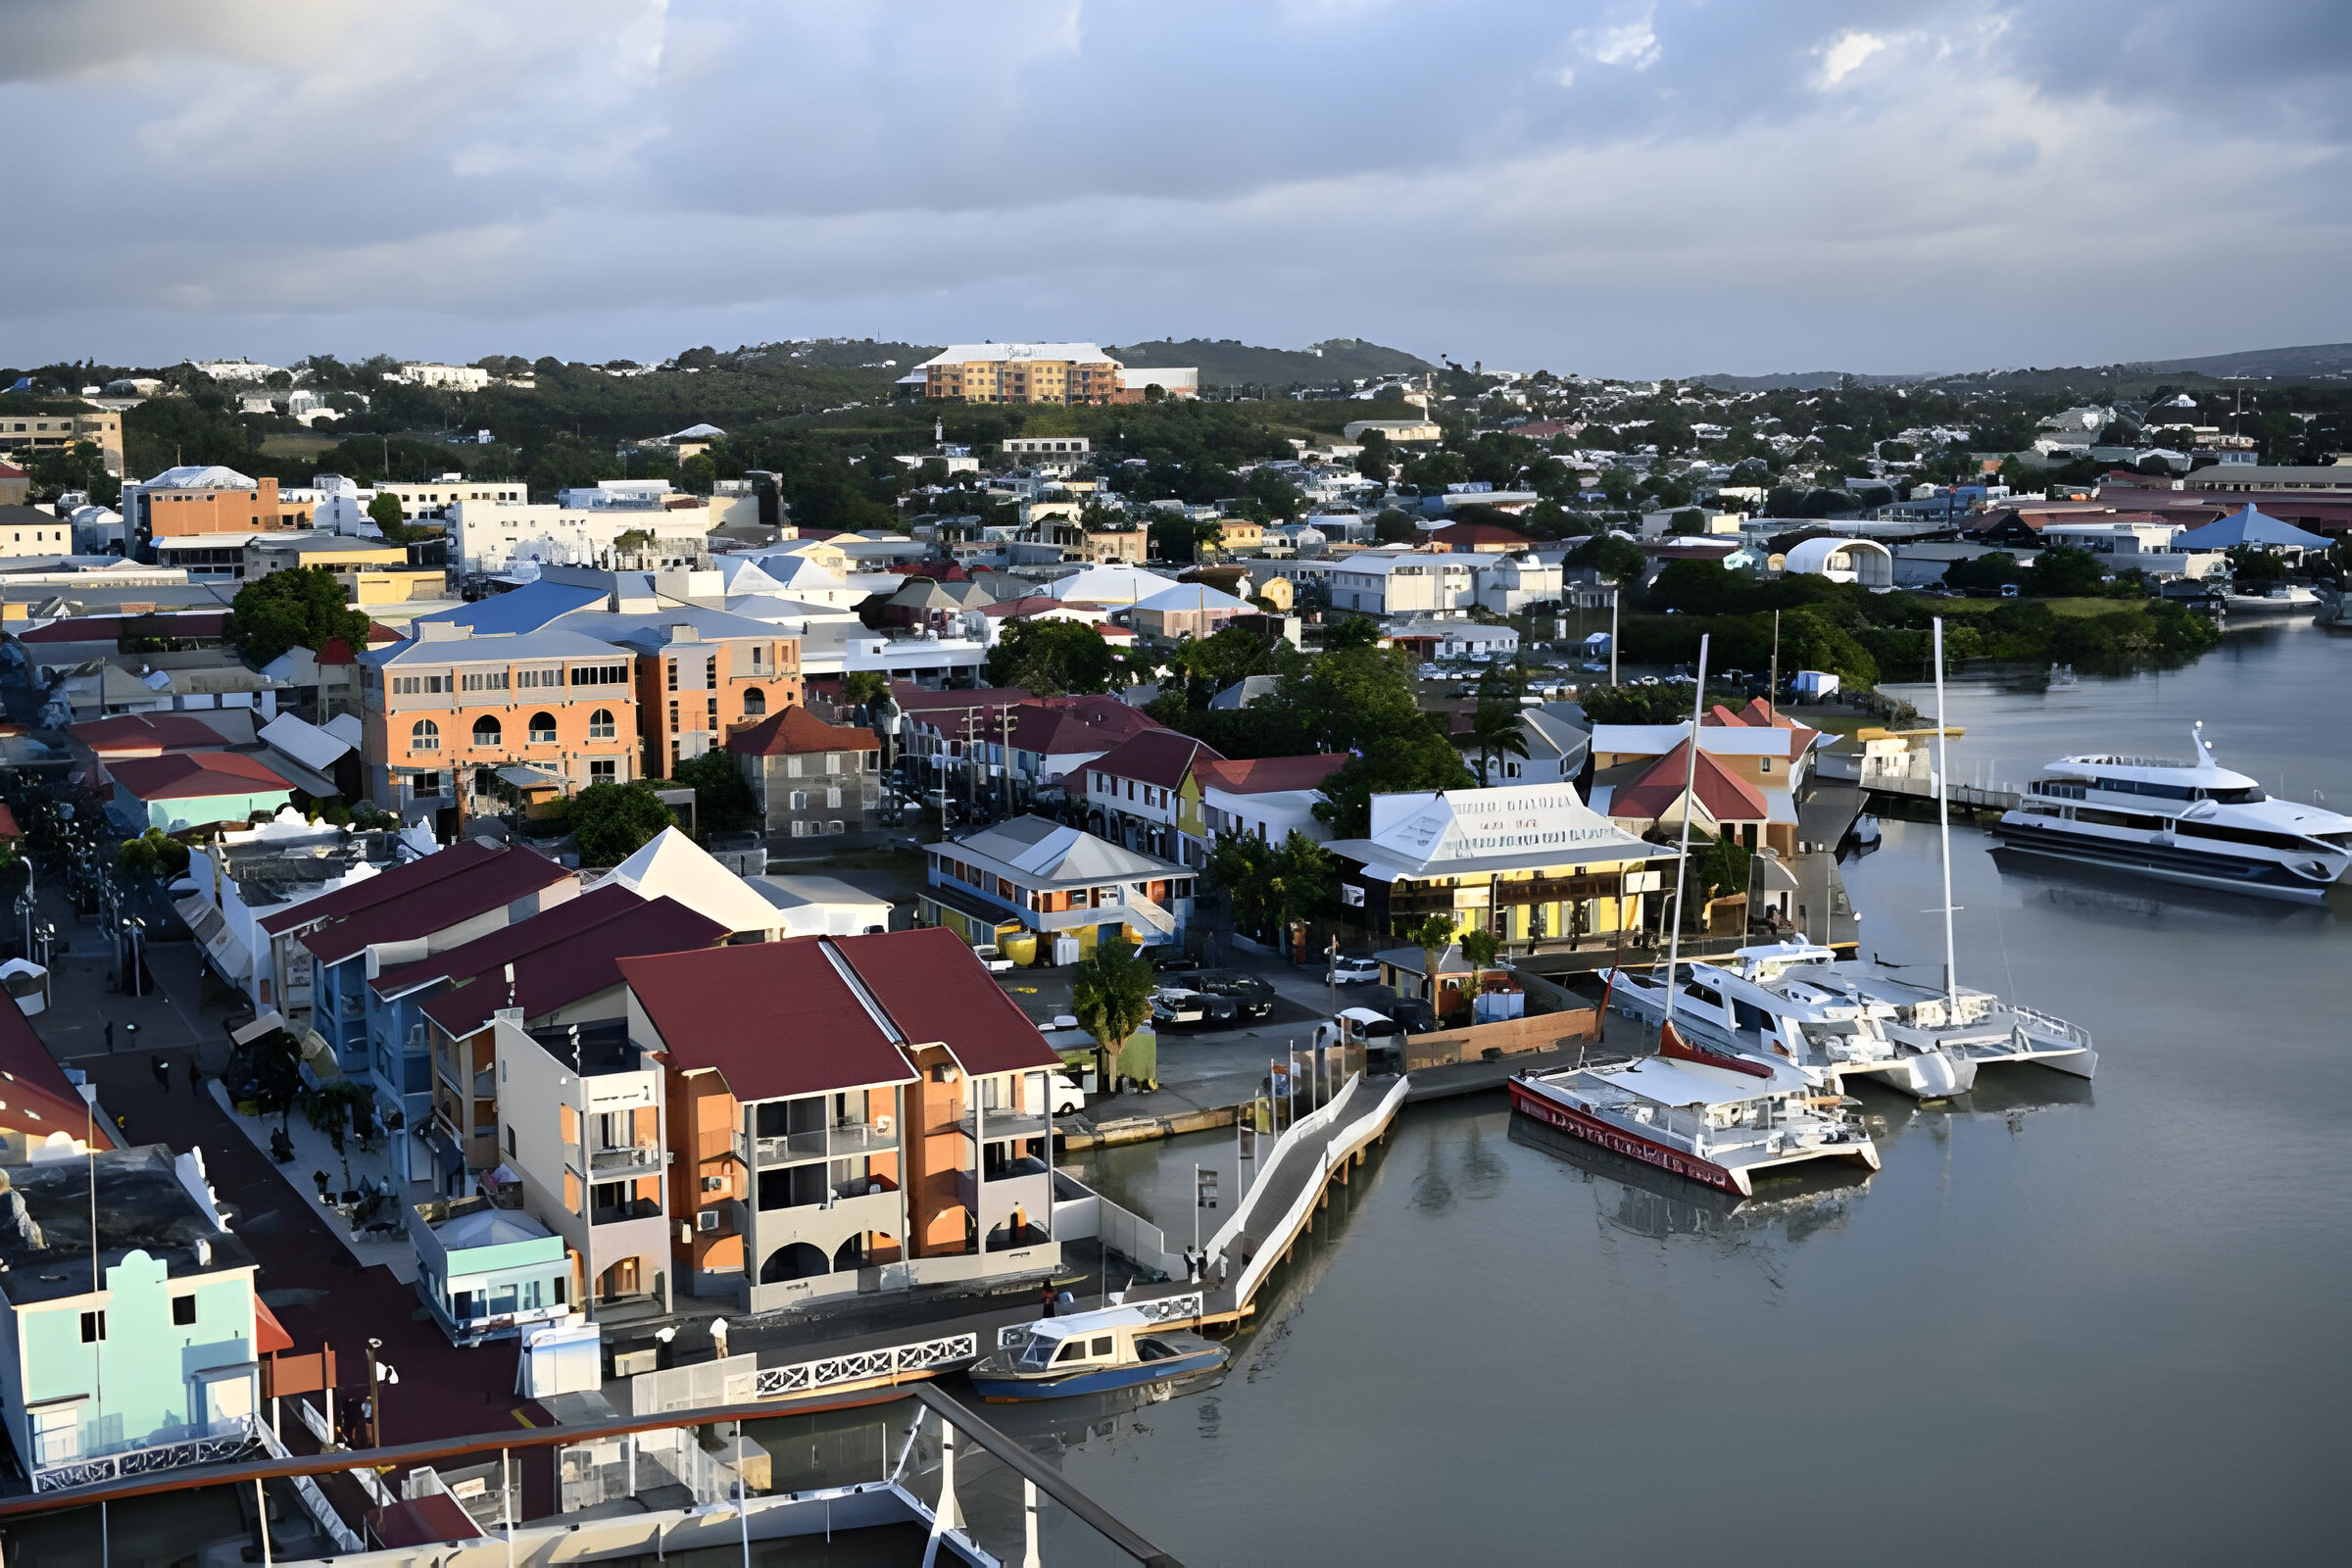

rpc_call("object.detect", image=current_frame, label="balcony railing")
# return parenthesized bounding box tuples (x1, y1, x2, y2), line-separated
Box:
(589, 1142, 663, 1175)
(958, 1108, 1050, 1145)
(590, 1198, 662, 1226)
(739, 1123, 897, 1166)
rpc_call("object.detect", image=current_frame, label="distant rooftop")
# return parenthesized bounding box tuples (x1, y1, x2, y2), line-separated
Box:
(0, 1145, 251, 1306)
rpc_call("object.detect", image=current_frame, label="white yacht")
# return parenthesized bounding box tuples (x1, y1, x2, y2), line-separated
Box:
(2221, 583, 2320, 614)
(1601, 943, 1976, 1099)
(1994, 723, 2352, 902)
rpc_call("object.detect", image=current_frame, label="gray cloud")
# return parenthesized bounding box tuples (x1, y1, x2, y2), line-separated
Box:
(1, 0, 2345, 374)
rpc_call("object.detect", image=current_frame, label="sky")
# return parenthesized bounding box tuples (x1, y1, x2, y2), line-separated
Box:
(5, 0, 2348, 378)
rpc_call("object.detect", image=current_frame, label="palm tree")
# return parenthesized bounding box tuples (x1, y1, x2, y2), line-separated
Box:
(1071, 931, 1155, 1093)
(1470, 698, 1530, 785)
(1405, 912, 1457, 1019)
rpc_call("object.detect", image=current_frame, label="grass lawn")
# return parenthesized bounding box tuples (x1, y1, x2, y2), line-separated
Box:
(1927, 595, 2149, 618)
(258, 431, 340, 459)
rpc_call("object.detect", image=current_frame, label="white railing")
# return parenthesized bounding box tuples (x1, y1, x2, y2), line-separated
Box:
(996, 1292, 1205, 1348)
(257, 1410, 368, 1552)
(31, 1416, 266, 1494)
(754, 1333, 977, 1397)
(2010, 1003, 2093, 1049)
(1217, 1074, 1408, 1310)
(1202, 1072, 1365, 1267)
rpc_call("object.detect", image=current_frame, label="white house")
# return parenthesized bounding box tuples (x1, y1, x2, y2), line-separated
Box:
(448, 501, 717, 575)
(1473, 553, 1564, 614)
(1328, 553, 1474, 616)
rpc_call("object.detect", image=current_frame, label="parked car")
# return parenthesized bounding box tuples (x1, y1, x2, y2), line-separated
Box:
(1327, 955, 1382, 985)
(1050, 1069, 1087, 1116)
(1165, 969, 1277, 1020)
(1151, 986, 1237, 1029)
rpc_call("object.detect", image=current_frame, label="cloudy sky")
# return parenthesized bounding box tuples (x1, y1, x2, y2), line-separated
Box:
(6, 0, 2346, 376)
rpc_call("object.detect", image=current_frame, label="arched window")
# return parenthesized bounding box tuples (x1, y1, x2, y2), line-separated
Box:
(470, 714, 502, 748)
(588, 709, 616, 740)
(742, 686, 766, 717)
(760, 1243, 829, 1283)
(410, 719, 439, 753)
(527, 711, 558, 745)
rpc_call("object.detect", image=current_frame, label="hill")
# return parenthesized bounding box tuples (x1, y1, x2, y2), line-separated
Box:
(1103, 336, 1434, 389)
(2124, 342, 2352, 379)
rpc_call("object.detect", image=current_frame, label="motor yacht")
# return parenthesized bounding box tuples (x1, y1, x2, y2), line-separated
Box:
(2220, 583, 2320, 614)
(1509, 1024, 1881, 1197)
(1993, 723, 2352, 902)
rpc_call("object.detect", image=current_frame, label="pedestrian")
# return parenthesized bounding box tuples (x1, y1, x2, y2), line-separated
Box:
(1040, 1282, 1057, 1319)
(187, 1056, 202, 1093)
(151, 1056, 171, 1092)
(104, 1020, 114, 1053)
(709, 1317, 729, 1361)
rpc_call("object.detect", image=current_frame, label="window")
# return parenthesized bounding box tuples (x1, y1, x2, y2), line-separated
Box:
(829, 820, 845, 835)
(825, 754, 843, 775)
(590, 760, 616, 783)
(1759, 758, 1772, 773)
(743, 686, 766, 717)
(665, 661, 679, 693)
(790, 821, 807, 838)
(411, 718, 440, 752)
(471, 715, 502, 748)
(517, 667, 563, 689)
(506, 1126, 516, 1156)
(705, 657, 718, 687)
(528, 711, 558, 744)
(461, 671, 508, 692)
(411, 771, 443, 798)
(790, 791, 808, 811)
(80, 1310, 107, 1343)
(588, 709, 615, 740)
(172, 1294, 197, 1326)
(826, 787, 843, 809)
(706, 697, 718, 731)
(668, 702, 679, 734)
(571, 664, 627, 686)
(750, 646, 768, 673)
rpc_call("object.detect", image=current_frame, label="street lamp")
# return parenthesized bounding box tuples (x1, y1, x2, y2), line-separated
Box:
(366, 1337, 398, 1449)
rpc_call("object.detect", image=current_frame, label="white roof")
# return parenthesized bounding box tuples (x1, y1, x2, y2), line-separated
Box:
(1786, 536, 1891, 573)
(939, 817, 1180, 885)
(1044, 565, 1176, 605)
(1330, 783, 1652, 880)
(322, 711, 366, 748)
(1583, 1052, 1804, 1107)
(1132, 582, 1252, 614)
(258, 711, 354, 771)
(433, 1205, 555, 1250)
(1592, 723, 1807, 760)
(142, 465, 256, 490)
(662, 422, 725, 441)
(601, 826, 782, 935)
(918, 343, 1117, 367)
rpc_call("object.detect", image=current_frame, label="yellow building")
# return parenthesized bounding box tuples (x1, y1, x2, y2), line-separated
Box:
(0, 405, 123, 474)
(918, 344, 1125, 406)
(244, 534, 447, 607)
(1212, 518, 1265, 554)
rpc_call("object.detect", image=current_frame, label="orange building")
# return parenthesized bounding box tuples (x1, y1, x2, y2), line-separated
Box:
(585, 615, 805, 780)
(622, 929, 1064, 1312)
(125, 467, 313, 554)
(357, 621, 644, 823)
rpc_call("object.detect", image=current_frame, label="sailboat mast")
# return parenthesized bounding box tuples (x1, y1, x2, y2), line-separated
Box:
(1933, 617, 1958, 1004)
(1660, 633, 1710, 1035)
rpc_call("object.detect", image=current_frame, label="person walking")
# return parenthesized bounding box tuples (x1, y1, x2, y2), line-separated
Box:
(104, 1020, 114, 1053)
(709, 1317, 730, 1362)
(186, 1056, 203, 1093)
(151, 1055, 172, 1092)
(1040, 1282, 1057, 1319)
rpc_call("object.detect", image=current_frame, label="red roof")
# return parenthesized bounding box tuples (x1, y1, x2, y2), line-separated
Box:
(70, 712, 230, 757)
(301, 847, 573, 966)
(1702, 698, 1820, 759)
(108, 751, 293, 802)
(1006, 695, 1159, 760)
(0, 994, 114, 1150)
(20, 612, 228, 645)
(0, 804, 17, 841)
(1086, 729, 1224, 790)
(371, 883, 643, 998)
(372, 1494, 482, 1548)
(423, 896, 727, 1039)
(892, 683, 1031, 716)
(258, 838, 502, 936)
(1607, 744, 1769, 825)
(726, 706, 877, 758)
(977, 595, 1066, 619)
(620, 939, 919, 1101)
(0, 460, 24, 479)
(1195, 753, 1348, 795)
(253, 1295, 294, 1354)
(314, 636, 358, 665)
(1428, 521, 1536, 550)
(832, 927, 1061, 1077)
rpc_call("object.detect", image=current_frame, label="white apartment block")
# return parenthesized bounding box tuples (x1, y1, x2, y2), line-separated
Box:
(1328, 553, 1474, 617)
(448, 501, 717, 574)
(390, 363, 493, 391)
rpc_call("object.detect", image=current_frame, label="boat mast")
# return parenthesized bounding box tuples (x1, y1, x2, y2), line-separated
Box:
(1660, 633, 1710, 1037)
(1933, 617, 1958, 1004)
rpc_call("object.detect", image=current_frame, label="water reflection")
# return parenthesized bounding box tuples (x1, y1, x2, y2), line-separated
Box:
(1505, 1114, 1868, 1246)
(1988, 847, 2339, 927)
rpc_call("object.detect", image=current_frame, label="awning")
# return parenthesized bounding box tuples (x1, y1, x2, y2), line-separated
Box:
(254, 1294, 295, 1355)
(179, 896, 254, 982)
(230, 1009, 287, 1046)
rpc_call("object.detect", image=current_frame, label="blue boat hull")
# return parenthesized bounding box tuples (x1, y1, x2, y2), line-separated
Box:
(970, 1348, 1226, 1401)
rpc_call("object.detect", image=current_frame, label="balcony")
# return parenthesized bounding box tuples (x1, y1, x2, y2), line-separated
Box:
(741, 1123, 896, 1167)
(590, 1198, 662, 1226)
(957, 1107, 1050, 1145)
(588, 1142, 663, 1175)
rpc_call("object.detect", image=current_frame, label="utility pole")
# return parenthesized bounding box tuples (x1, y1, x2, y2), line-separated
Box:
(1608, 587, 1619, 686)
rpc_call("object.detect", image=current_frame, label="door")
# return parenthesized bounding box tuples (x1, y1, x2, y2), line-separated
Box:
(198, 1368, 256, 1434)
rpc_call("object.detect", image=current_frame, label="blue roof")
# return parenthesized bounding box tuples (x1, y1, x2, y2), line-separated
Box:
(413, 579, 607, 635)
(564, 607, 801, 651)
(2175, 505, 2330, 553)
(360, 626, 630, 667)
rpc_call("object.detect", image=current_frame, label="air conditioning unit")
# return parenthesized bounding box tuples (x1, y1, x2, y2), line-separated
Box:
(696, 1209, 721, 1233)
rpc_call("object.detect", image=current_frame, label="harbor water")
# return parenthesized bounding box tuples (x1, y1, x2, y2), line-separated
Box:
(1026, 619, 2351, 1566)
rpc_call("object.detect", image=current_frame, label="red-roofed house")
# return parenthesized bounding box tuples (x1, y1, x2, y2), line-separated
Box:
(1191, 753, 1350, 859)
(0, 995, 113, 1154)
(623, 927, 1062, 1312)
(107, 751, 295, 832)
(725, 706, 882, 841)
(890, 683, 1030, 798)
(1082, 729, 1225, 861)
(1001, 694, 1160, 799)
(1593, 743, 1775, 851)
(1426, 520, 1537, 553)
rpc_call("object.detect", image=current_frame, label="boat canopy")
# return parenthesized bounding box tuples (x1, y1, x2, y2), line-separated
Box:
(1596, 1054, 1808, 1107)
(1017, 1304, 1155, 1343)
(1336, 1006, 1394, 1026)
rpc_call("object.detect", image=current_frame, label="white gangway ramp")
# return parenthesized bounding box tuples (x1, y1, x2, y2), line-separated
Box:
(1202, 1072, 1411, 1313)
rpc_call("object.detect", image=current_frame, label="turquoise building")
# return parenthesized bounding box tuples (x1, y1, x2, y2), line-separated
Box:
(407, 1196, 573, 1347)
(107, 751, 296, 834)
(0, 1145, 269, 1490)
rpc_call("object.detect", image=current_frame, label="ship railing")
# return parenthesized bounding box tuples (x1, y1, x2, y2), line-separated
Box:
(2007, 1004, 2091, 1049)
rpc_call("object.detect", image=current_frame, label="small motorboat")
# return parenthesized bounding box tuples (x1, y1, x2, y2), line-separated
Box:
(968, 1305, 1227, 1401)
(2046, 662, 2079, 691)
(1851, 811, 1883, 849)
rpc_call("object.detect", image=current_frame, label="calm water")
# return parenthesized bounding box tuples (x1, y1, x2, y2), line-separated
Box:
(1013, 619, 2352, 1566)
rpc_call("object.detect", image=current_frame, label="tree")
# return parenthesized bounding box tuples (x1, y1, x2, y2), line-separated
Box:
(1314, 724, 1475, 838)
(223, 565, 369, 666)
(2025, 544, 2106, 598)
(1404, 913, 1457, 1015)
(1070, 930, 1155, 1091)
(117, 827, 191, 880)
(1207, 829, 1335, 941)
(2226, 546, 2289, 586)
(670, 751, 756, 837)
(1942, 552, 2026, 594)
(1577, 683, 1700, 724)
(1692, 836, 1752, 903)
(367, 492, 406, 532)
(839, 670, 889, 709)
(1459, 928, 1500, 972)
(986, 618, 1114, 695)
(1567, 533, 1646, 586)
(1371, 509, 1417, 545)
(303, 1078, 378, 1188)
(1469, 697, 1529, 785)
(1354, 429, 1393, 483)
(567, 780, 675, 865)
